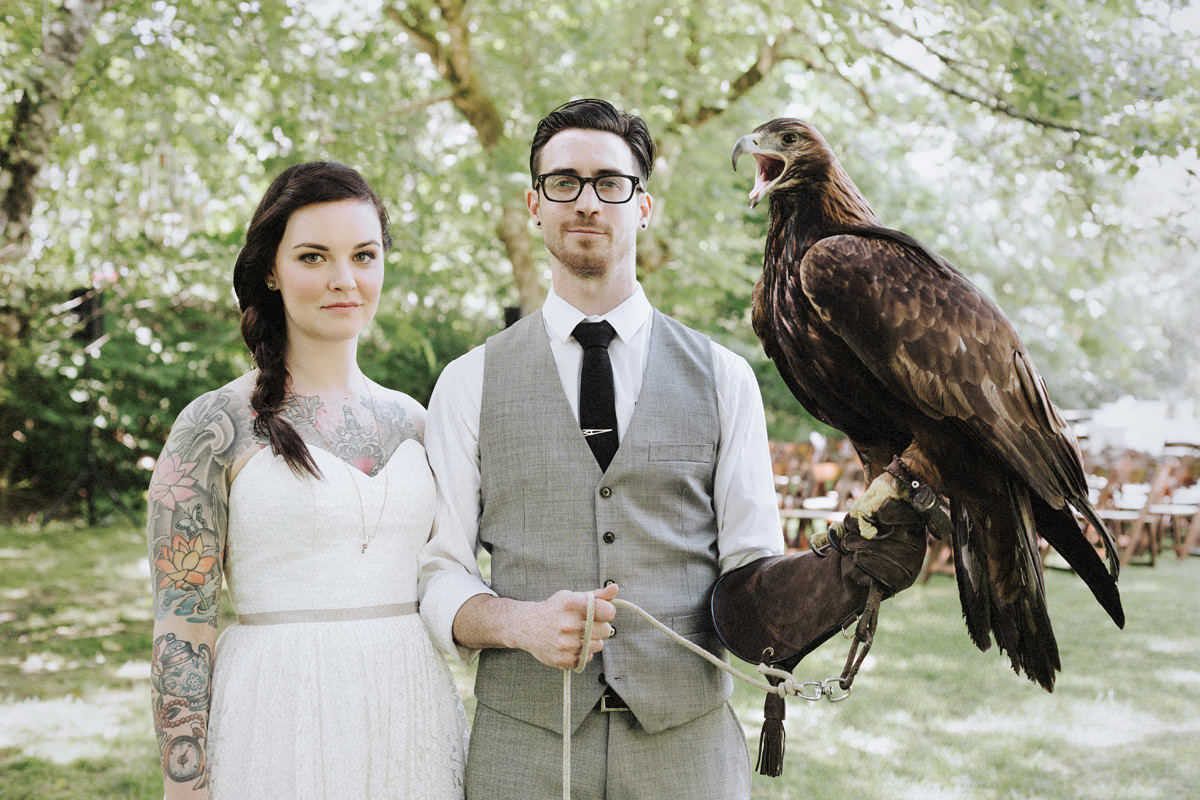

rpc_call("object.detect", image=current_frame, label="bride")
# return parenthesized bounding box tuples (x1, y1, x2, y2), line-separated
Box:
(146, 162, 467, 798)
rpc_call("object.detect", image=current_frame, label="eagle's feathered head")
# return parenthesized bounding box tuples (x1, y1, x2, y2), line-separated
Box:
(731, 119, 836, 208)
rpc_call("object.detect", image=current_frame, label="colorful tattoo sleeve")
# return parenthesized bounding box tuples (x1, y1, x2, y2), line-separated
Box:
(147, 388, 242, 792)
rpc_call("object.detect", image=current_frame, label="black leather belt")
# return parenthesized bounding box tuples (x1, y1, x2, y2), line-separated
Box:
(598, 686, 629, 712)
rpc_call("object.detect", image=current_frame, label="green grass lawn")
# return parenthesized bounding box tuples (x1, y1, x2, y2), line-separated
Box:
(2, 521, 1197, 799)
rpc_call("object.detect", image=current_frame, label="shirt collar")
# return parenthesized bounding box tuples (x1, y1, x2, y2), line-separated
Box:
(543, 283, 652, 345)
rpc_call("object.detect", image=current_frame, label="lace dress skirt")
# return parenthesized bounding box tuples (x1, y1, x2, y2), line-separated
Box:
(208, 612, 467, 799)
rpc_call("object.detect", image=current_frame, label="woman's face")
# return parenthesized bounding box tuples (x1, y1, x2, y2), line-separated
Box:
(269, 199, 384, 348)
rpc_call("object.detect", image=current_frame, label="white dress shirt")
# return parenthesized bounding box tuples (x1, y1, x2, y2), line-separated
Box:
(418, 283, 783, 659)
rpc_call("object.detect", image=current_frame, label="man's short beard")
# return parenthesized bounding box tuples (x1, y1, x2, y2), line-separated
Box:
(560, 254, 608, 279)
(548, 242, 608, 279)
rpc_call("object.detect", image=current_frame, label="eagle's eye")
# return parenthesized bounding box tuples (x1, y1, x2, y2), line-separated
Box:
(782, 132, 799, 145)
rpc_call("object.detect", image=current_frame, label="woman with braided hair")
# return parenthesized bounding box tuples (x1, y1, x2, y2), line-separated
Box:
(146, 162, 467, 799)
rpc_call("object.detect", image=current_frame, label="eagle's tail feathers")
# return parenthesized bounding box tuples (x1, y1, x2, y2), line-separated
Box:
(1033, 498, 1125, 629)
(992, 482, 1060, 692)
(996, 595, 1060, 691)
(1077, 502, 1122, 580)
(961, 484, 1061, 692)
(950, 499, 992, 652)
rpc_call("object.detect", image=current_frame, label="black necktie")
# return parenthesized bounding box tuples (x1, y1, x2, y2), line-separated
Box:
(572, 320, 618, 471)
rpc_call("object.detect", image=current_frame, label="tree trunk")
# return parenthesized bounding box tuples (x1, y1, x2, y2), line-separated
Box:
(1, 0, 108, 264)
(497, 201, 544, 316)
(383, 2, 544, 313)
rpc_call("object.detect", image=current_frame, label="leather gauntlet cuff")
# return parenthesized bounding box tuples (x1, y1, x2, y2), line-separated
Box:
(710, 551, 870, 670)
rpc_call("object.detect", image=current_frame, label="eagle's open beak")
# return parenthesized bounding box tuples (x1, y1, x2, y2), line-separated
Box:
(732, 134, 784, 209)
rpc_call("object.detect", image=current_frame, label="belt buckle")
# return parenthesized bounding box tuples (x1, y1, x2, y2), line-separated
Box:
(599, 689, 627, 713)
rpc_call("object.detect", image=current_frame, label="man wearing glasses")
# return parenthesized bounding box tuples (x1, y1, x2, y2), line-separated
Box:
(419, 99, 784, 798)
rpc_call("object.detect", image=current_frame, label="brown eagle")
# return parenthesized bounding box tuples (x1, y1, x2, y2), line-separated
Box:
(732, 119, 1123, 691)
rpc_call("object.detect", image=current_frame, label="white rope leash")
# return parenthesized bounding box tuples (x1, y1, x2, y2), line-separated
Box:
(612, 598, 803, 694)
(558, 594, 813, 799)
(561, 592, 595, 800)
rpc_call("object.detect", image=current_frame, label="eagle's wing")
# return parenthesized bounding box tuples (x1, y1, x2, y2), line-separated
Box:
(799, 232, 1117, 572)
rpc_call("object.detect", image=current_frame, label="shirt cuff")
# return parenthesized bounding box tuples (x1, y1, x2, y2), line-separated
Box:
(719, 546, 782, 574)
(420, 570, 497, 663)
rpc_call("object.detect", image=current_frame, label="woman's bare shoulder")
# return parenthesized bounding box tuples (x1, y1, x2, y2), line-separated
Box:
(365, 380, 427, 443)
(166, 371, 261, 467)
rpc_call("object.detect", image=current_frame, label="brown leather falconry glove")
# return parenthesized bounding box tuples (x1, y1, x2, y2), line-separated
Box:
(710, 463, 939, 778)
(712, 464, 936, 670)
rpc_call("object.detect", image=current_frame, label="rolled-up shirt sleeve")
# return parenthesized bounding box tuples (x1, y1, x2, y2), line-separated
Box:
(711, 342, 786, 572)
(418, 345, 495, 661)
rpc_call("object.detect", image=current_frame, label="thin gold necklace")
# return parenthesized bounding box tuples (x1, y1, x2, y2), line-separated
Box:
(347, 377, 389, 554)
(301, 375, 390, 555)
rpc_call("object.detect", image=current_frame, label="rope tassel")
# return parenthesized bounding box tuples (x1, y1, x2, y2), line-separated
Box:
(756, 675, 787, 776)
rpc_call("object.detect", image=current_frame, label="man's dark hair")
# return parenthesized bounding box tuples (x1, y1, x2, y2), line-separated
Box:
(529, 98, 656, 185)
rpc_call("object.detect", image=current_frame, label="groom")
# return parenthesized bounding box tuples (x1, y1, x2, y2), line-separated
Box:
(420, 98, 783, 797)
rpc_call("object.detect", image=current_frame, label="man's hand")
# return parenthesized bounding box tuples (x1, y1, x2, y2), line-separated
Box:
(515, 584, 619, 669)
(451, 583, 619, 669)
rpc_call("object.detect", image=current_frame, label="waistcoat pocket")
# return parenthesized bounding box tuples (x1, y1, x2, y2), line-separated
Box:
(648, 442, 714, 463)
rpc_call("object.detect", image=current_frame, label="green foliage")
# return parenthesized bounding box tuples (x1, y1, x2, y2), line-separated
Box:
(2, 0, 1198, 518)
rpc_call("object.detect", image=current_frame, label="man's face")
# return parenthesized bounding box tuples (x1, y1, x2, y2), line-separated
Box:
(527, 129, 652, 281)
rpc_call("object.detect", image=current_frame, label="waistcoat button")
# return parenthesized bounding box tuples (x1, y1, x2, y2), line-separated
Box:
(602, 531, 616, 544)
(599, 486, 612, 498)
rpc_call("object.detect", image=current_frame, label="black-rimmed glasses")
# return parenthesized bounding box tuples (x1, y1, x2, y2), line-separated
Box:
(535, 173, 641, 204)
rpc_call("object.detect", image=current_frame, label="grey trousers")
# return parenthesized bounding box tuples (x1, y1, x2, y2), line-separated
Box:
(465, 700, 751, 799)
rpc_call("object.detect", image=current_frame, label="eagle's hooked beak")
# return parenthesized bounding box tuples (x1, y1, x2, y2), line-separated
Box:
(731, 134, 784, 209)
(731, 134, 755, 172)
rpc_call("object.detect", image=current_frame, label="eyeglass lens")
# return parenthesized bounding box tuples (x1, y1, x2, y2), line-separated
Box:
(541, 174, 636, 203)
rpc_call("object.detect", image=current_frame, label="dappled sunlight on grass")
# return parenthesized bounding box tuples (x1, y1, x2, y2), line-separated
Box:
(940, 694, 1179, 748)
(1, 523, 154, 702)
(1, 522, 159, 798)
(0, 688, 151, 764)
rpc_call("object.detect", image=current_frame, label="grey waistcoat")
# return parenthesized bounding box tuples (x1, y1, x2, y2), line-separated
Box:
(476, 309, 731, 735)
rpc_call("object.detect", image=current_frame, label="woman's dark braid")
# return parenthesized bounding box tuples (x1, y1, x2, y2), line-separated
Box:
(242, 305, 321, 478)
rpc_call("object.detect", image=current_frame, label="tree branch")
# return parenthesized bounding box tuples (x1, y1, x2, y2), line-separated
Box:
(810, 42, 875, 113)
(383, 0, 503, 149)
(385, 92, 459, 119)
(847, 3, 1010, 102)
(866, 44, 1097, 137)
(384, 1, 534, 311)
(673, 29, 793, 131)
(835, 4, 1098, 138)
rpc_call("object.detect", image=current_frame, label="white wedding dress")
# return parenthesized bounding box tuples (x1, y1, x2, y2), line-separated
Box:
(208, 439, 467, 799)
